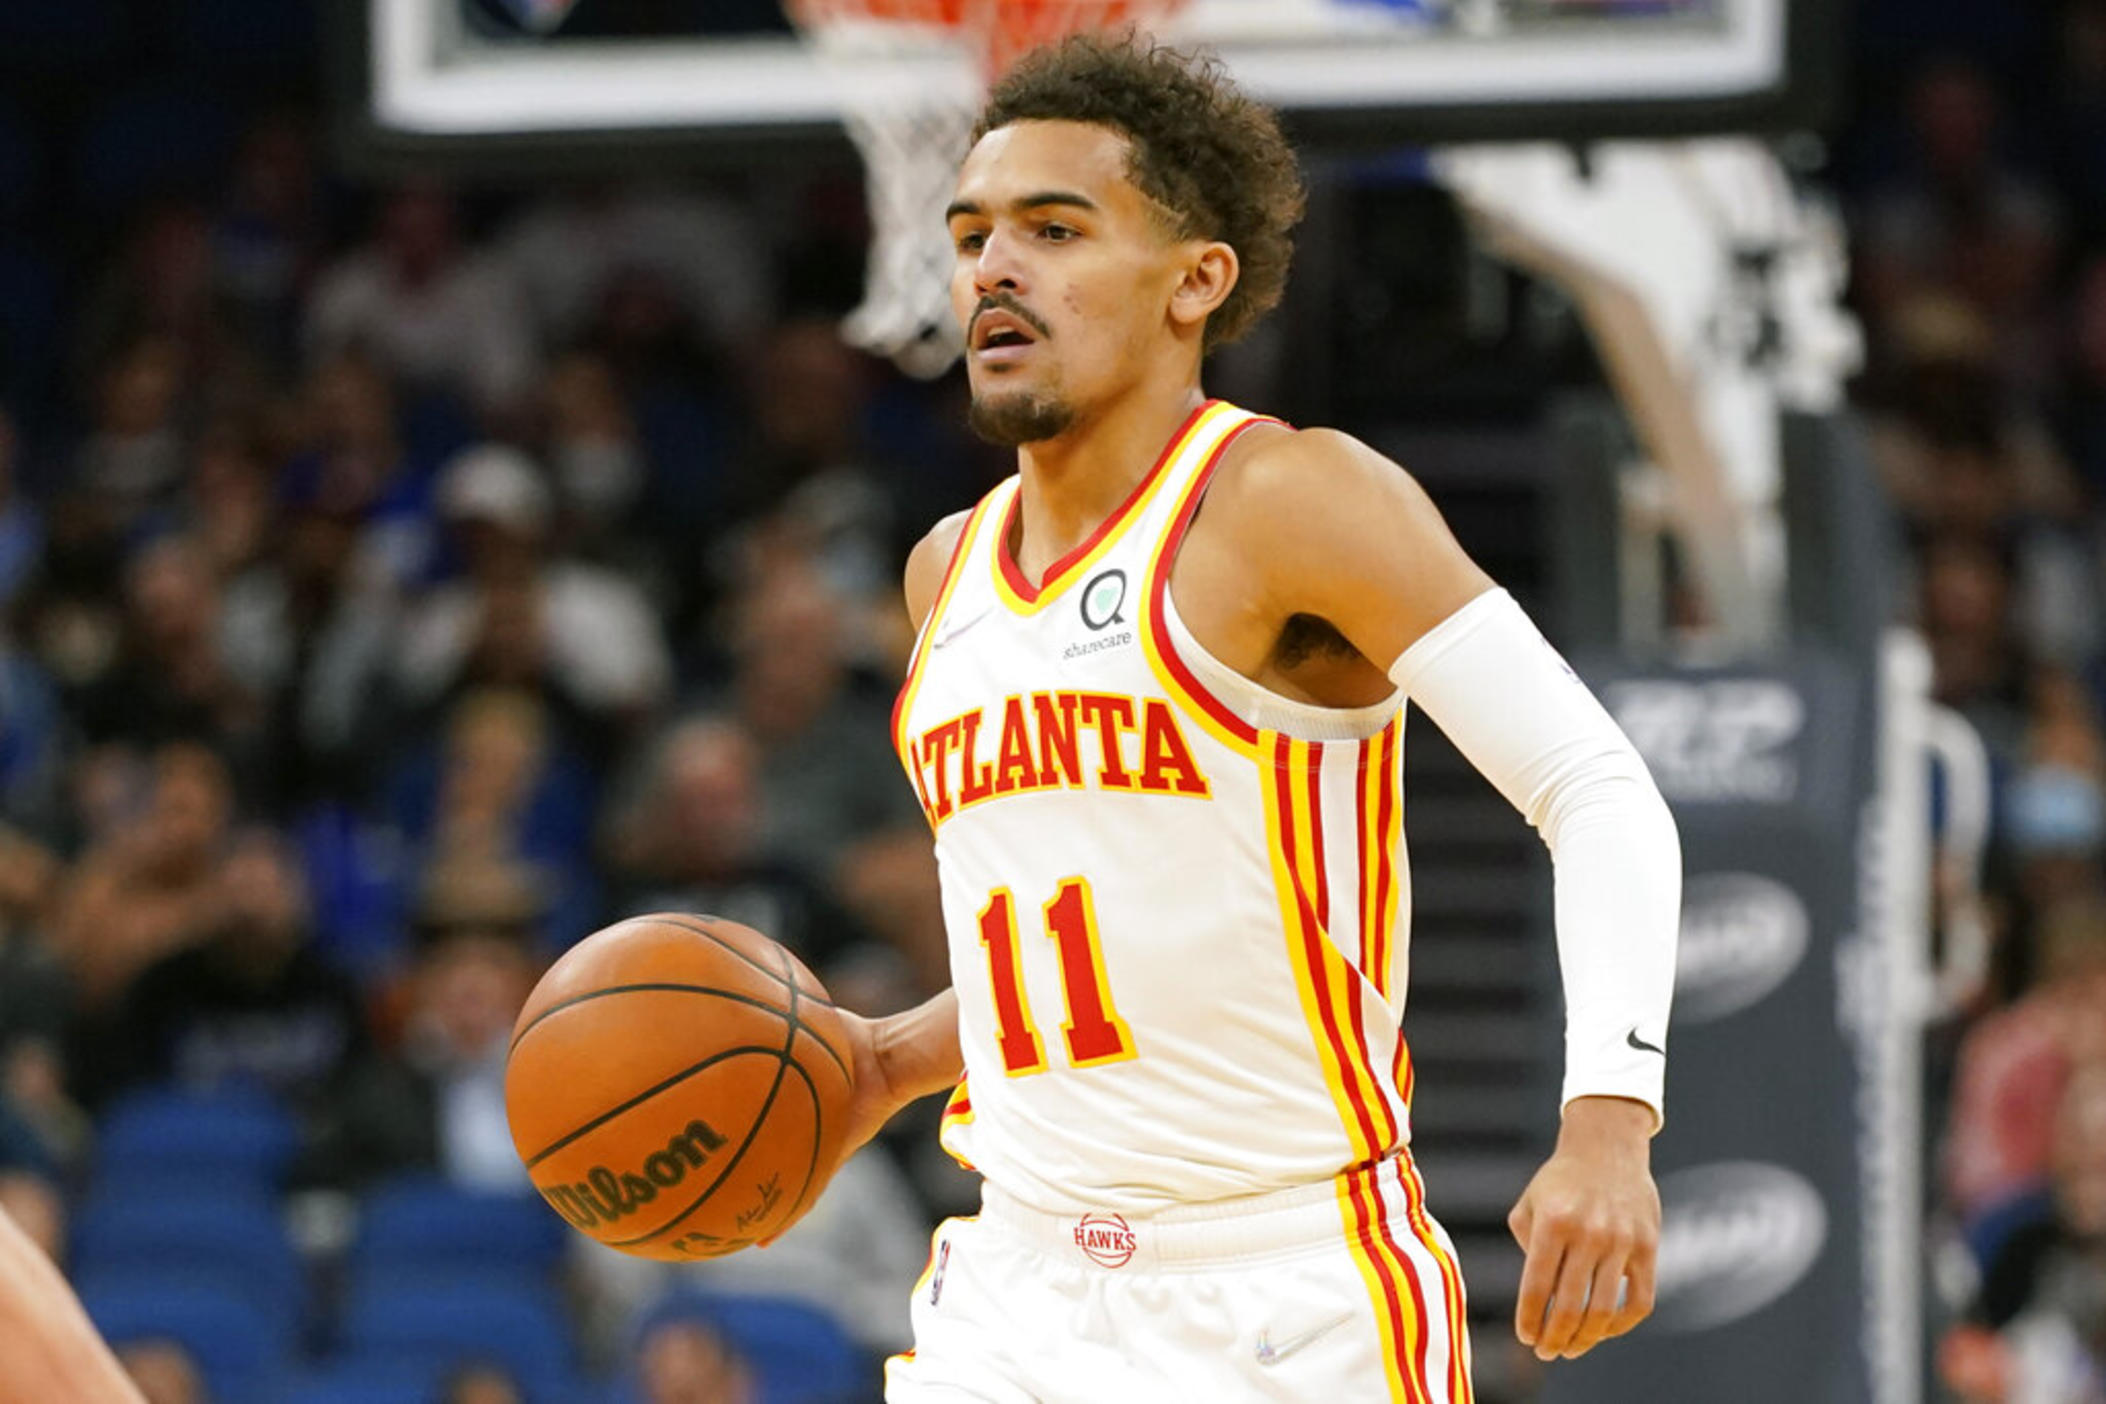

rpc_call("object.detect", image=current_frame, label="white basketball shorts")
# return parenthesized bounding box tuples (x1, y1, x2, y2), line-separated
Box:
(884, 1153, 1474, 1403)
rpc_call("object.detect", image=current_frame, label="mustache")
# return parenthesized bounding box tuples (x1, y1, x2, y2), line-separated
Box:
(970, 294, 1052, 341)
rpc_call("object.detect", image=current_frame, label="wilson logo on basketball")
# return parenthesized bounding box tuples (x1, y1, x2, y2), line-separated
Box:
(1074, 1213, 1138, 1268)
(539, 1119, 728, 1229)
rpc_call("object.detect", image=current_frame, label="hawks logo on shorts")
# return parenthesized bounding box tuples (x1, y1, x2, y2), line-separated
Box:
(1072, 1213, 1137, 1268)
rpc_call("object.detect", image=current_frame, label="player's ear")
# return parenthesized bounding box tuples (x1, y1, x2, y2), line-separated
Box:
(1168, 240, 1238, 334)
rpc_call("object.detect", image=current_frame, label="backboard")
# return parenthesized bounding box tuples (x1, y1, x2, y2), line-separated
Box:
(342, 0, 1838, 165)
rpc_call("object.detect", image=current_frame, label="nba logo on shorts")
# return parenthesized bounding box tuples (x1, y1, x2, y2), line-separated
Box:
(929, 1239, 951, 1305)
(1073, 1213, 1138, 1268)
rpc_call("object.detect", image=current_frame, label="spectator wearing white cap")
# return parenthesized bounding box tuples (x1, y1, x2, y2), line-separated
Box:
(395, 444, 671, 740)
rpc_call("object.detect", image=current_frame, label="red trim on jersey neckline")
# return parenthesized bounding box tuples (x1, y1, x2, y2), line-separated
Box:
(994, 399, 1217, 605)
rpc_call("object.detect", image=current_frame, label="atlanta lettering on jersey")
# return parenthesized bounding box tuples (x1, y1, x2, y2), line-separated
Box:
(908, 690, 1210, 826)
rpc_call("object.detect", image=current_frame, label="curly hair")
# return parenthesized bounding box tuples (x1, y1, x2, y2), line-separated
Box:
(974, 34, 1306, 352)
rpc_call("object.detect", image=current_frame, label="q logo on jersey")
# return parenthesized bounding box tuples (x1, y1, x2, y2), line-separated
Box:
(1081, 570, 1127, 630)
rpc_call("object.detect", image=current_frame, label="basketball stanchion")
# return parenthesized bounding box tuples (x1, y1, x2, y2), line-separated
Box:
(783, 0, 1186, 377)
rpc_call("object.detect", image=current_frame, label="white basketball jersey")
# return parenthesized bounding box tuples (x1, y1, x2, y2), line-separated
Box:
(894, 401, 1416, 1216)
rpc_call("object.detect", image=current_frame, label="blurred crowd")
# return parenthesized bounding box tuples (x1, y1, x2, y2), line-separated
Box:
(0, 6, 1018, 1400)
(1839, 3, 2106, 1400)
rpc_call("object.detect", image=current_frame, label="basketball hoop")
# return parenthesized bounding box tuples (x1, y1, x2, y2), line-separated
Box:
(785, 0, 1186, 378)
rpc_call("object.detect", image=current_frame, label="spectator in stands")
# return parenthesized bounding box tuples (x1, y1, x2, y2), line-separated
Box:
(0, 649, 68, 851)
(2050, 0, 2106, 234)
(1858, 58, 2064, 390)
(52, 740, 232, 1010)
(180, 420, 274, 582)
(384, 687, 597, 949)
(219, 441, 404, 804)
(77, 829, 365, 1114)
(0, 825, 74, 1164)
(1946, 895, 2106, 1223)
(319, 859, 542, 1192)
(113, 1340, 207, 1404)
(1943, 1062, 2106, 1404)
(1920, 532, 2029, 762)
(501, 180, 770, 360)
(72, 338, 188, 533)
(306, 180, 537, 423)
(438, 1361, 526, 1404)
(72, 202, 245, 420)
(281, 353, 443, 596)
(396, 445, 671, 749)
(538, 352, 652, 564)
(634, 1313, 755, 1404)
(726, 318, 895, 606)
(2056, 255, 2106, 496)
(0, 409, 45, 612)
(74, 538, 266, 774)
(213, 111, 323, 363)
(713, 561, 921, 882)
(605, 715, 864, 976)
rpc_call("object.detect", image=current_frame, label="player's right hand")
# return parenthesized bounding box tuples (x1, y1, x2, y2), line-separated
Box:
(762, 994, 961, 1245)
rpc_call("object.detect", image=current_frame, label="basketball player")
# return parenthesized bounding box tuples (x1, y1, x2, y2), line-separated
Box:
(0, 1205, 148, 1403)
(810, 36, 1680, 1401)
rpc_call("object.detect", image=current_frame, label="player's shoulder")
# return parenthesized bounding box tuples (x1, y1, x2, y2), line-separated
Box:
(904, 507, 977, 630)
(1206, 420, 1418, 530)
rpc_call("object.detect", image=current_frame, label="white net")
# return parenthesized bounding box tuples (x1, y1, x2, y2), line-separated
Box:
(787, 0, 1184, 378)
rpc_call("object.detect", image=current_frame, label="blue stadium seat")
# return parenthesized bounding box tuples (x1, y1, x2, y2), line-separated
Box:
(94, 1086, 299, 1190)
(633, 1291, 865, 1404)
(342, 1272, 578, 1387)
(72, 1191, 305, 1335)
(73, 84, 236, 211)
(82, 1270, 292, 1404)
(354, 1174, 569, 1279)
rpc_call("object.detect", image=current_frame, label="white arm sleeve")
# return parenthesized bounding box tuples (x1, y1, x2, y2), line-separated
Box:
(1388, 588, 1680, 1128)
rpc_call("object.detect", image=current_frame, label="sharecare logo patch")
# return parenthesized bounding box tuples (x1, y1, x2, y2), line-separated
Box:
(1074, 1213, 1138, 1268)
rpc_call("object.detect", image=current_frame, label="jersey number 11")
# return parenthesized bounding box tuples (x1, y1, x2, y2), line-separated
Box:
(978, 877, 1137, 1075)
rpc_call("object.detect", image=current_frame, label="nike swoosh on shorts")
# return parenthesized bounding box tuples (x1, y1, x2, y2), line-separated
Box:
(1254, 1313, 1352, 1366)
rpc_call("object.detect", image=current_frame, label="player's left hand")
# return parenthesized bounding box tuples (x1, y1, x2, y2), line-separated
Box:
(1506, 1095, 1660, 1362)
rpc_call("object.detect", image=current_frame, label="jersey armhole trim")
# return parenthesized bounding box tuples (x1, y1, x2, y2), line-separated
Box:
(1139, 414, 1279, 757)
(893, 491, 999, 755)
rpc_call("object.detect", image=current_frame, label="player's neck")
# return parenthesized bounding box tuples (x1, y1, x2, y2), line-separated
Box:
(1009, 385, 1208, 583)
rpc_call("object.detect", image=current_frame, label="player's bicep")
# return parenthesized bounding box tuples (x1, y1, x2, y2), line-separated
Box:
(1238, 430, 1496, 668)
(904, 509, 973, 633)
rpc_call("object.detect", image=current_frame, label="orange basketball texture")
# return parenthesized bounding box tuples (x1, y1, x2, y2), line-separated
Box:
(504, 914, 855, 1261)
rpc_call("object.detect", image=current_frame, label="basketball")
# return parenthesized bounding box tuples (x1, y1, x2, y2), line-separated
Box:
(504, 913, 856, 1261)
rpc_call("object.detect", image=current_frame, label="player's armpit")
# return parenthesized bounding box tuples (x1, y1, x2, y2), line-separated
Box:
(905, 509, 976, 632)
(1214, 427, 1497, 669)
